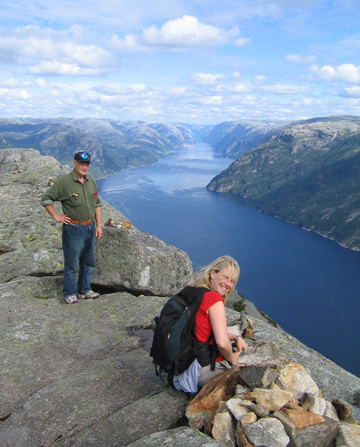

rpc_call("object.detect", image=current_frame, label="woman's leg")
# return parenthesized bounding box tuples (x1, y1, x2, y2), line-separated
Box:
(198, 360, 232, 389)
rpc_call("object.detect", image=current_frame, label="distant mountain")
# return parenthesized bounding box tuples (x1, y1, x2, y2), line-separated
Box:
(0, 118, 195, 178)
(207, 116, 360, 251)
(203, 119, 285, 158)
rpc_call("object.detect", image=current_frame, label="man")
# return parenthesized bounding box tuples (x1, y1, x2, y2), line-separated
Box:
(41, 151, 103, 303)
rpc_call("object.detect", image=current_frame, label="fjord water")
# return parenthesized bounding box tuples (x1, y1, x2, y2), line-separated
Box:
(97, 142, 360, 377)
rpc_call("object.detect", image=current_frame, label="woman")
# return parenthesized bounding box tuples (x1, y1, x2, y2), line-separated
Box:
(173, 255, 248, 394)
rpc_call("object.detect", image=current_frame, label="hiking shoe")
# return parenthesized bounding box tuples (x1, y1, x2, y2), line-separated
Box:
(77, 290, 100, 300)
(64, 295, 79, 304)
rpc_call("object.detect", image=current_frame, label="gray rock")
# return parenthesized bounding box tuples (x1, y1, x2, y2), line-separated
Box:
(336, 422, 360, 447)
(289, 416, 339, 447)
(0, 351, 169, 447)
(211, 410, 236, 447)
(52, 389, 190, 447)
(234, 399, 270, 418)
(124, 426, 222, 447)
(226, 398, 250, 421)
(238, 365, 279, 389)
(0, 284, 167, 418)
(242, 417, 290, 447)
(93, 227, 193, 296)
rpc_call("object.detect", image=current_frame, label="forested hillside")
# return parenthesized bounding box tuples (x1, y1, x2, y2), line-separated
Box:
(207, 116, 360, 251)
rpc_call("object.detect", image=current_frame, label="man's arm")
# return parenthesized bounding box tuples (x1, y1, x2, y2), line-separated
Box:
(95, 206, 103, 240)
(44, 204, 71, 224)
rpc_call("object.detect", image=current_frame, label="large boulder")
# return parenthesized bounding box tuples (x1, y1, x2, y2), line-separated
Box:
(93, 227, 193, 296)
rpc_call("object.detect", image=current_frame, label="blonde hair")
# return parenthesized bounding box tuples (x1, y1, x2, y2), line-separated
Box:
(191, 255, 240, 302)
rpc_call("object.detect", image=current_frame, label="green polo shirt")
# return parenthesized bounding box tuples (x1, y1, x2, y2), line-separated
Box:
(41, 170, 102, 220)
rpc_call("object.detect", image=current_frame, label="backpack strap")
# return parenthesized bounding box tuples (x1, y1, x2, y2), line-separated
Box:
(205, 332, 218, 371)
(195, 332, 219, 371)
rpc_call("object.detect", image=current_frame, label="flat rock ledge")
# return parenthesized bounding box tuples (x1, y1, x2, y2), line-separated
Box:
(0, 149, 359, 447)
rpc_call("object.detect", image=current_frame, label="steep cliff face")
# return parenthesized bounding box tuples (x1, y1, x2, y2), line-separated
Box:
(207, 116, 360, 251)
(0, 149, 359, 446)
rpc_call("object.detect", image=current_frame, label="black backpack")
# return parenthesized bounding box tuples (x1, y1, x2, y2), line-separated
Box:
(150, 286, 216, 385)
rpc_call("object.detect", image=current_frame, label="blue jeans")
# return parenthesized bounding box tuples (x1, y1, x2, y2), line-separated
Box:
(62, 222, 96, 297)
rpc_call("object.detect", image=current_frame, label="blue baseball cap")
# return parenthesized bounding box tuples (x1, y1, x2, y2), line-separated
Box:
(74, 151, 91, 163)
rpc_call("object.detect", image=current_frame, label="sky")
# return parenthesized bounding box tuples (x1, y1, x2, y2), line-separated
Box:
(1, 0, 360, 124)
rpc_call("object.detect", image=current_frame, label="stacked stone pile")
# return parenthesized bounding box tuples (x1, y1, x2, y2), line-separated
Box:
(186, 343, 360, 447)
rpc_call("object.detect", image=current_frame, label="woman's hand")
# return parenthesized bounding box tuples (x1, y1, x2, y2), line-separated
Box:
(236, 336, 248, 352)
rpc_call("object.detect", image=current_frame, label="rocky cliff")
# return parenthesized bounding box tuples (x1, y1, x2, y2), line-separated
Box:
(0, 148, 359, 446)
(207, 116, 360, 251)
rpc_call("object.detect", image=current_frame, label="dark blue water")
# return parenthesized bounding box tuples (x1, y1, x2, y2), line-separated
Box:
(97, 142, 360, 377)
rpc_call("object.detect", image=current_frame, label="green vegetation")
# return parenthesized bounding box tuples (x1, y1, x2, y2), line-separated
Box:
(259, 310, 277, 327)
(208, 122, 360, 251)
(233, 300, 246, 313)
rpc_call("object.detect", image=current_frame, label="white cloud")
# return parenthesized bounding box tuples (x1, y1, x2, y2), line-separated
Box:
(261, 84, 308, 94)
(0, 88, 32, 99)
(310, 63, 360, 83)
(167, 87, 188, 96)
(232, 83, 249, 93)
(341, 86, 360, 97)
(111, 15, 243, 51)
(0, 28, 113, 75)
(201, 96, 222, 105)
(254, 75, 267, 83)
(110, 34, 149, 52)
(3, 78, 22, 87)
(28, 61, 106, 76)
(1, 2, 360, 123)
(191, 73, 225, 85)
(235, 37, 250, 47)
(142, 16, 230, 47)
(35, 78, 49, 88)
(93, 83, 149, 96)
(285, 54, 316, 64)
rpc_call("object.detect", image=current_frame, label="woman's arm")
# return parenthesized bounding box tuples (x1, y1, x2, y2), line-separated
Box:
(228, 331, 248, 352)
(208, 301, 240, 365)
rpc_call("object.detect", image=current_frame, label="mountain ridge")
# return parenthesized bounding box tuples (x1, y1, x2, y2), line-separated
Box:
(0, 117, 196, 178)
(207, 116, 360, 251)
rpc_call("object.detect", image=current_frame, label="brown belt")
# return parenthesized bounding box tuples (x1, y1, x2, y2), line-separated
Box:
(69, 218, 94, 225)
